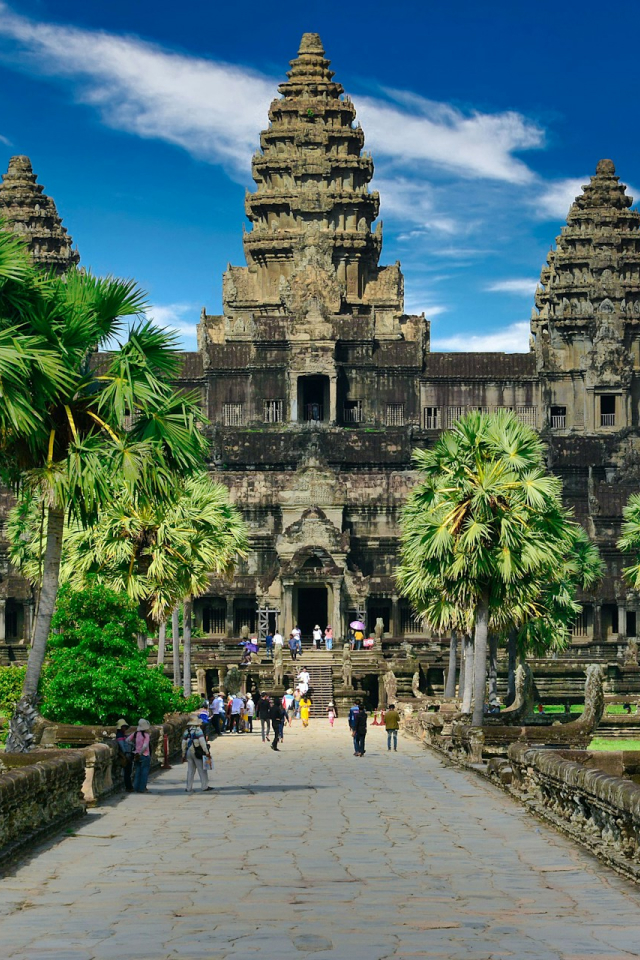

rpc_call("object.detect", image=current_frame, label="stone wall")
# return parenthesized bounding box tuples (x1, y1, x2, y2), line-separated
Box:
(0, 750, 86, 865)
(488, 744, 640, 882)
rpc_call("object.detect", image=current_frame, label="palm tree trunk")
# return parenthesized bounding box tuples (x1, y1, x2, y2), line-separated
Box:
(488, 633, 498, 701)
(171, 605, 181, 690)
(506, 628, 518, 706)
(458, 640, 466, 703)
(183, 596, 193, 698)
(157, 621, 166, 667)
(444, 630, 457, 698)
(461, 636, 474, 714)
(6, 505, 65, 753)
(472, 595, 490, 727)
(23, 505, 64, 699)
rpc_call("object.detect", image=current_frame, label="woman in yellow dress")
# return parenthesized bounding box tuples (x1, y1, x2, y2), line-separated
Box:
(299, 696, 312, 727)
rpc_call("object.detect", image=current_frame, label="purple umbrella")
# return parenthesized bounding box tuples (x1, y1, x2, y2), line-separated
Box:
(243, 642, 259, 653)
(350, 620, 366, 631)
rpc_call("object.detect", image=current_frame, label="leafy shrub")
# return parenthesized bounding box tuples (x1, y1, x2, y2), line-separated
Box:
(0, 665, 26, 714)
(43, 583, 198, 725)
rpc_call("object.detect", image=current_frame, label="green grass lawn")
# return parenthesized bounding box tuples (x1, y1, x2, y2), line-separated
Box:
(589, 737, 640, 751)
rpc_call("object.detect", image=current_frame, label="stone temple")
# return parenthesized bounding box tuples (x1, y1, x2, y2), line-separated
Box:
(2, 33, 640, 693)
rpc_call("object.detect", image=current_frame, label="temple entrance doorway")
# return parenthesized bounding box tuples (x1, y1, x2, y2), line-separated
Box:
(298, 375, 329, 422)
(295, 587, 328, 643)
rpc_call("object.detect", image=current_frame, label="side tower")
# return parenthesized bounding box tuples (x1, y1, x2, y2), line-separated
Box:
(198, 34, 428, 642)
(533, 159, 640, 647)
(0, 155, 79, 273)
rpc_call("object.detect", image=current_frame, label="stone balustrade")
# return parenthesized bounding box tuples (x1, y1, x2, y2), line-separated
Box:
(0, 714, 192, 865)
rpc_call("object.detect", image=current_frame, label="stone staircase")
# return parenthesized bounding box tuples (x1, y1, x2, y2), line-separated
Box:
(286, 652, 334, 717)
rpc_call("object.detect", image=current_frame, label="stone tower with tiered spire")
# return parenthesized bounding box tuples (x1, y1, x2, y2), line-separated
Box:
(532, 159, 640, 433)
(0, 155, 79, 273)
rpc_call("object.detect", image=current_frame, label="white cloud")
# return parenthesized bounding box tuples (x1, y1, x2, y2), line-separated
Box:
(0, 133, 11, 146)
(0, 4, 544, 188)
(485, 278, 538, 295)
(432, 320, 530, 353)
(535, 177, 588, 220)
(148, 303, 198, 347)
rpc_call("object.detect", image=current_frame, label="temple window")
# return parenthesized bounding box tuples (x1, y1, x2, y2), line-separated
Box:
(550, 406, 566, 429)
(446, 405, 465, 428)
(263, 399, 284, 423)
(233, 600, 257, 635)
(298, 375, 329, 422)
(627, 611, 637, 637)
(600, 394, 616, 427)
(223, 402, 244, 426)
(343, 399, 363, 423)
(202, 599, 226, 635)
(571, 605, 593, 638)
(386, 403, 405, 426)
(516, 405, 537, 427)
(423, 406, 441, 430)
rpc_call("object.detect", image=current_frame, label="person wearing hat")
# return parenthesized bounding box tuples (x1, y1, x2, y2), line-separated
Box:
(326, 701, 337, 727)
(126, 718, 152, 793)
(312, 624, 322, 649)
(283, 688, 295, 726)
(115, 719, 134, 792)
(182, 715, 213, 792)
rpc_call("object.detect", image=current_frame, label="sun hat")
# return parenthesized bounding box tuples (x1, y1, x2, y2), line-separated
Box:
(286, 688, 293, 695)
(188, 714, 204, 726)
(116, 718, 128, 729)
(137, 718, 151, 731)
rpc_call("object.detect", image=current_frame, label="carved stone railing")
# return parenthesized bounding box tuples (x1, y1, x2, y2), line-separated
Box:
(490, 745, 640, 881)
(0, 750, 86, 865)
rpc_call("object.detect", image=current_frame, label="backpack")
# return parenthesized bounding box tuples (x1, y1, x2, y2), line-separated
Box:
(185, 727, 205, 760)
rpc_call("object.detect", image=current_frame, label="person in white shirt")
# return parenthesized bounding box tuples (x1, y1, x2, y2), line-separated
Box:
(210, 693, 225, 737)
(273, 631, 284, 650)
(181, 716, 213, 793)
(312, 624, 322, 648)
(297, 667, 310, 695)
(230, 694, 244, 733)
(246, 695, 255, 733)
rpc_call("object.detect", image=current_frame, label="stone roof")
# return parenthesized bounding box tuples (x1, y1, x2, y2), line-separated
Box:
(0, 155, 79, 273)
(423, 352, 536, 379)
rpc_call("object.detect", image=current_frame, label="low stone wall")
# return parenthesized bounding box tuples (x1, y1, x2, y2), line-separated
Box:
(0, 714, 192, 865)
(487, 745, 640, 882)
(0, 750, 86, 866)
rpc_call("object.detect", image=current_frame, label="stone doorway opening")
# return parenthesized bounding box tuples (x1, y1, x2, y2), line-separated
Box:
(298, 375, 329, 422)
(295, 586, 328, 643)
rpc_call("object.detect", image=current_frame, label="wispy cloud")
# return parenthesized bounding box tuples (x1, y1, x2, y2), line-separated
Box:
(148, 302, 199, 347)
(534, 177, 588, 220)
(0, 4, 544, 188)
(485, 278, 538, 296)
(432, 320, 530, 353)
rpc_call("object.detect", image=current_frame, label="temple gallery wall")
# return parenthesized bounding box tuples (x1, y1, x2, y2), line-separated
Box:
(2, 33, 640, 668)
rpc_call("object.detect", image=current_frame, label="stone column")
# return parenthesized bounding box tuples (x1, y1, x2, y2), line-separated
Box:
(329, 376, 337, 424)
(332, 582, 343, 642)
(0, 599, 5, 642)
(593, 602, 602, 643)
(282, 582, 293, 638)
(617, 603, 626, 639)
(23, 601, 33, 645)
(225, 597, 234, 639)
(391, 596, 400, 638)
(290, 374, 298, 423)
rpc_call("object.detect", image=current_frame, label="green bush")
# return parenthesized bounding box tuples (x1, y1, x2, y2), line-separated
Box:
(0, 664, 26, 714)
(43, 583, 199, 725)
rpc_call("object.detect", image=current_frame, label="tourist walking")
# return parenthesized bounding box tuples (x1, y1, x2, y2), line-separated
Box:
(182, 716, 213, 792)
(348, 700, 360, 754)
(246, 694, 255, 732)
(326, 701, 336, 727)
(312, 624, 322, 649)
(115, 719, 134, 792)
(299, 694, 312, 728)
(297, 666, 310, 695)
(292, 624, 302, 650)
(273, 630, 284, 654)
(324, 625, 333, 651)
(288, 633, 298, 661)
(230, 693, 244, 733)
(354, 702, 367, 756)
(269, 695, 286, 751)
(265, 632, 274, 659)
(127, 718, 152, 793)
(257, 693, 271, 742)
(283, 688, 295, 725)
(210, 692, 225, 736)
(384, 703, 400, 751)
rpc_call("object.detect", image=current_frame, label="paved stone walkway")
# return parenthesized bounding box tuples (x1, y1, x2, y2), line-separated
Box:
(2, 720, 640, 959)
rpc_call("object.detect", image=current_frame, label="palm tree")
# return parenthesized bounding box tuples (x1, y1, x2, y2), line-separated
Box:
(618, 493, 640, 591)
(398, 410, 583, 726)
(0, 238, 209, 749)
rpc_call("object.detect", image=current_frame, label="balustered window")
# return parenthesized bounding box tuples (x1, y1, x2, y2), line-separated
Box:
(263, 400, 283, 423)
(550, 405, 566, 429)
(423, 406, 441, 430)
(600, 395, 616, 427)
(223, 402, 244, 426)
(386, 403, 405, 426)
(446, 405, 465, 428)
(516, 405, 537, 427)
(343, 400, 363, 423)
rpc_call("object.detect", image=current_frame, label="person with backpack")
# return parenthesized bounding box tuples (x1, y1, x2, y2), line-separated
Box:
(115, 719, 134, 792)
(126, 718, 152, 793)
(257, 693, 271, 742)
(182, 716, 213, 793)
(348, 700, 361, 755)
(354, 703, 368, 757)
(269, 695, 286, 751)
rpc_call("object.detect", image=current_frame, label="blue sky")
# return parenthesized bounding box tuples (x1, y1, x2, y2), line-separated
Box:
(0, 0, 637, 351)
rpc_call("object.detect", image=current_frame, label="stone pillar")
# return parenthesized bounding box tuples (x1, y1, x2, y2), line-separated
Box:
(618, 603, 627, 639)
(0, 599, 5, 642)
(225, 597, 234, 639)
(593, 602, 602, 643)
(391, 596, 400, 638)
(329, 376, 337, 424)
(282, 582, 293, 638)
(290, 375, 298, 423)
(332, 582, 343, 642)
(23, 600, 33, 645)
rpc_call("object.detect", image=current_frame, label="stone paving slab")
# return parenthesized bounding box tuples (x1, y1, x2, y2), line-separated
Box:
(1, 719, 640, 958)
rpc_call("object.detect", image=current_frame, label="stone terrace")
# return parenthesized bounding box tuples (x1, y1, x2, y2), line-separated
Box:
(1, 720, 640, 959)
